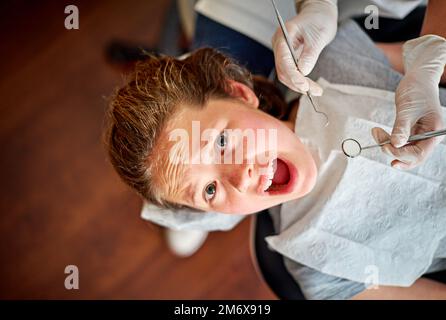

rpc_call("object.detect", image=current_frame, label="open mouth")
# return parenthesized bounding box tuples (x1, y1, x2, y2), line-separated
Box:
(258, 157, 298, 196)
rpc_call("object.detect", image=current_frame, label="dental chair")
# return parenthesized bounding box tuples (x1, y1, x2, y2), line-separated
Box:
(250, 210, 306, 300)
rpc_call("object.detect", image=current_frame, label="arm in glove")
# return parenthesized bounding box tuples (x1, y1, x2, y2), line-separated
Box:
(271, 0, 338, 96)
(372, 35, 446, 169)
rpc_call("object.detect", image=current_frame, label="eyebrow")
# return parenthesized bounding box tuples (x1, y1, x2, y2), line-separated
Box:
(188, 124, 217, 165)
(186, 183, 201, 208)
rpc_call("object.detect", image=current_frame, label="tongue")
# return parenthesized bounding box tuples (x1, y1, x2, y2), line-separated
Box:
(272, 159, 290, 185)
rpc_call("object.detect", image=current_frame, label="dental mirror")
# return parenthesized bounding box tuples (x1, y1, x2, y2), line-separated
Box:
(342, 128, 446, 158)
(341, 139, 362, 158)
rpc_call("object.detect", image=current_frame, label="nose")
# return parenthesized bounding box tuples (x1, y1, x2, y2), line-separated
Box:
(226, 162, 254, 193)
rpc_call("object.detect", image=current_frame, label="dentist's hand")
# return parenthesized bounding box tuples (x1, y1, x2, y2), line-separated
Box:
(372, 35, 446, 169)
(271, 0, 337, 96)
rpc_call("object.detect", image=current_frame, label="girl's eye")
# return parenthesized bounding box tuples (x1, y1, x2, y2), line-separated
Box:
(204, 182, 217, 201)
(215, 130, 228, 151)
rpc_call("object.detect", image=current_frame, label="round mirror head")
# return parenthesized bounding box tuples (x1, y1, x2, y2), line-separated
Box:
(342, 139, 361, 158)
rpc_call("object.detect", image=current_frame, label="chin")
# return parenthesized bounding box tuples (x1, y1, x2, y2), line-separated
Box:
(297, 159, 318, 198)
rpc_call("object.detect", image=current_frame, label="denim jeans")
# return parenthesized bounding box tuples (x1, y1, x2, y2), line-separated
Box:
(192, 14, 275, 77)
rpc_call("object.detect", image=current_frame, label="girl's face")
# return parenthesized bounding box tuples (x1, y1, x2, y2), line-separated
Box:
(163, 81, 317, 214)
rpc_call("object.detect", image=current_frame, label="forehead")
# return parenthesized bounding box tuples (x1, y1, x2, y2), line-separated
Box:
(158, 104, 220, 206)
(161, 160, 206, 210)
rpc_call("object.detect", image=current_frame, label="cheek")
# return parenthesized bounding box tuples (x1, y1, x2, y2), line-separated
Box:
(238, 117, 286, 151)
(234, 107, 277, 130)
(276, 126, 302, 154)
(217, 197, 271, 215)
(291, 142, 318, 197)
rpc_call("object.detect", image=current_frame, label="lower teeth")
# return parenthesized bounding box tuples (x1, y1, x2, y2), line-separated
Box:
(266, 184, 285, 192)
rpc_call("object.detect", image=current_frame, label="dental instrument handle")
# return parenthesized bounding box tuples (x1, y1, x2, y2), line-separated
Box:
(271, 0, 330, 127)
(271, 0, 300, 71)
(407, 128, 446, 141)
(361, 128, 446, 150)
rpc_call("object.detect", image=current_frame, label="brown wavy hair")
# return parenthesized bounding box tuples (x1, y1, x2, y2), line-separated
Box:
(103, 47, 290, 209)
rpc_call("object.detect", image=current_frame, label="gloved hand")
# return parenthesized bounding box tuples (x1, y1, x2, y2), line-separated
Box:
(271, 0, 338, 96)
(372, 35, 446, 170)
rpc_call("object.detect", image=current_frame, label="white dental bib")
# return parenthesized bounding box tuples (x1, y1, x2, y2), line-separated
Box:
(266, 78, 446, 286)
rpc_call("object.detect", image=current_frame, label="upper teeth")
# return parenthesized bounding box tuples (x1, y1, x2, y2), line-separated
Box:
(263, 159, 277, 191)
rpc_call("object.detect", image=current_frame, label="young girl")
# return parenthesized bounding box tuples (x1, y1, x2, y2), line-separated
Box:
(105, 47, 313, 215)
(103, 23, 446, 298)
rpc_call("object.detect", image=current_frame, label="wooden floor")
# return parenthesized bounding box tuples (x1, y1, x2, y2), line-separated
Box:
(0, 0, 275, 299)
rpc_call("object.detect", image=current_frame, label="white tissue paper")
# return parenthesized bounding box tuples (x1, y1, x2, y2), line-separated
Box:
(265, 78, 446, 287)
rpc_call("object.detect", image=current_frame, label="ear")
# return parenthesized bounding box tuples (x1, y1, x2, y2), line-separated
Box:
(226, 80, 259, 109)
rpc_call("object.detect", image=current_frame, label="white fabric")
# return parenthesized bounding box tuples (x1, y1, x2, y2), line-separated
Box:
(195, 0, 426, 49)
(140, 201, 245, 231)
(265, 78, 446, 287)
